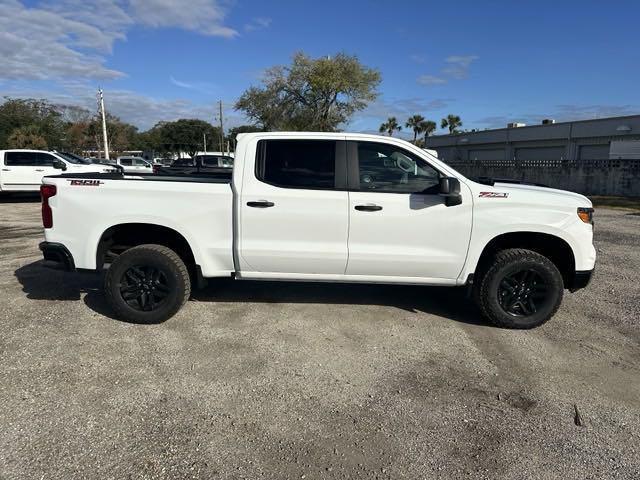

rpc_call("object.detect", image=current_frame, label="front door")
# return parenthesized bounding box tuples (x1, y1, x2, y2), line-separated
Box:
(239, 138, 349, 275)
(346, 141, 472, 281)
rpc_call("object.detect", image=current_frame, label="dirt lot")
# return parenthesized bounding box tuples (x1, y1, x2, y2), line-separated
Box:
(0, 196, 638, 479)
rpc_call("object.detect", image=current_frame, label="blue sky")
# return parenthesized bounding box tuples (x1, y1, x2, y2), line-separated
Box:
(1, 0, 639, 135)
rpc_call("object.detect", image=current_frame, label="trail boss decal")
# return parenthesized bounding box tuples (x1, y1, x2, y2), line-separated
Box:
(479, 191, 509, 198)
(68, 179, 104, 186)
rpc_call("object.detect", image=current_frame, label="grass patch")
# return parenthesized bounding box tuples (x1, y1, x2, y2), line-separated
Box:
(589, 196, 640, 211)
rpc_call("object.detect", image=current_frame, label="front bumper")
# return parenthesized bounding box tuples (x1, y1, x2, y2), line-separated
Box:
(568, 269, 593, 292)
(39, 242, 76, 271)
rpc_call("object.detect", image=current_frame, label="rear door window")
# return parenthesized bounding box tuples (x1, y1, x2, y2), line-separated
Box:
(5, 152, 40, 166)
(256, 140, 336, 189)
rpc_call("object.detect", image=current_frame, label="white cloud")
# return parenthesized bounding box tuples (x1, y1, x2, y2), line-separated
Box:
(244, 17, 272, 32)
(0, 0, 237, 82)
(417, 75, 447, 85)
(417, 54, 479, 86)
(129, 0, 237, 38)
(169, 76, 217, 94)
(442, 55, 479, 79)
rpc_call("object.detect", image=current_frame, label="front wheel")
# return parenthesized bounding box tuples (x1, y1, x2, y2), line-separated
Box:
(474, 248, 564, 329)
(104, 244, 191, 323)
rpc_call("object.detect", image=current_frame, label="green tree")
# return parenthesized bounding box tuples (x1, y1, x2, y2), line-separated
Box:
(379, 117, 401, 136)
(405, 114, 426, 142)
(227, 125, 264, 151)
(235, 52, 381, 131)
(151, 119, 220, 157)
(441, 114, 462, 134)
(420, 119, 437, 141)
(7, 125, 48, 149)
(0, 98, 65, 148)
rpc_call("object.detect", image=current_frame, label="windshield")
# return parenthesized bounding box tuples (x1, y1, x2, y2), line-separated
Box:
(57, 152, 89, 164)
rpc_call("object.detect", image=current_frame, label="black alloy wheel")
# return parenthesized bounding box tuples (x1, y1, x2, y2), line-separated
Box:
(474, 248, 564, 329)
(119, 265, 171, 311)
(104, 244, 191, 323)
(497, 269, 550, 317)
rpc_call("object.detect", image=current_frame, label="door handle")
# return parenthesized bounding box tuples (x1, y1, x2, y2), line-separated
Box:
(247, 200, 275, 208)
(35, 169, 45, 172)
(355, 204, 383, 212)
(1, 168, 10, 171)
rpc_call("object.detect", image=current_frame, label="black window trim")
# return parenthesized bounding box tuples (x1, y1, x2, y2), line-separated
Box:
(347, 140, 444, 194)
(254, 139, 347, 191)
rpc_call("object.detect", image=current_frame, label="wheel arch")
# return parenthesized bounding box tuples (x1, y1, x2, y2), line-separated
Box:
(472, 231, 576, 287)
(96, 223, 197, 271)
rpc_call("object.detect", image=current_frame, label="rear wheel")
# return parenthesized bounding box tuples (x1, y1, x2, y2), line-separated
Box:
(104, 244, 191, 323)
(474, 248, 563, 329)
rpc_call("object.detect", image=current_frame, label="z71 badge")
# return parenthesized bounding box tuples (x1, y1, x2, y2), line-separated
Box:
(479, 191, 509, 198)
(68, 179, 104, 186)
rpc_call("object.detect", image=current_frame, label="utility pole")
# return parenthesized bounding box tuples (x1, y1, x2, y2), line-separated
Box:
(97, 88, 110, 160)
(203, 132, 207, 153)
(218, 100, 224, 153)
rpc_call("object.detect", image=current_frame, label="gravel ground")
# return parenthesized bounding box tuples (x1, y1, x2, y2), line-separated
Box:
(0, 196, 638, 479)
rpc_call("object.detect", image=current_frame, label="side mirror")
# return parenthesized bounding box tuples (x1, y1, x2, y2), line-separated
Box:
(145, 164, 151, 168)
(439, 176, 462, 207)
(52, 159, 67, 171)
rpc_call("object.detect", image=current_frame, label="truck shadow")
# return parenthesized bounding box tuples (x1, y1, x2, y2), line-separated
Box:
(194, 279, 487, 326)
(14, 261, 487, 327)
(0, 193, 41, 203)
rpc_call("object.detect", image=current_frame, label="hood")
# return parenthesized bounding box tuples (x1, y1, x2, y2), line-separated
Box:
(468, 179, 592, 208)
(67, 163, 116, 173)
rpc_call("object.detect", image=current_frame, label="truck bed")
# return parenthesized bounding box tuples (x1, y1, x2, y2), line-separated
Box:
(42, 172, 235, 277)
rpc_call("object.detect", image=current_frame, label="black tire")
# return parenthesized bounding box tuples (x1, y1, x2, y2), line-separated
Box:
(474, 248, 564, 329)
(104, 244, 191, 323)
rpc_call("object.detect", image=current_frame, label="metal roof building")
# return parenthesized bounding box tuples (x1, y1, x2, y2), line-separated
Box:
(425, 115, 640, 162)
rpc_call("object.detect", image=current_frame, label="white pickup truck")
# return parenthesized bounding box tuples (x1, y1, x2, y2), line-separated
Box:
(0, 149, 115, 193)
(39, 132, 595, 328)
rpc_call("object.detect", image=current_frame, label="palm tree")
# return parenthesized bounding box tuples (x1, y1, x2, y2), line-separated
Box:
(405, 114, 425, 142)
(379, 117, 402, 136)
(420, 120, 437, 142)
(441, 114, 462, 134)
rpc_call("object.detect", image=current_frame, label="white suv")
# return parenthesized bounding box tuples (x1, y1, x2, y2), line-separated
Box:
(115, 156, 152, 174)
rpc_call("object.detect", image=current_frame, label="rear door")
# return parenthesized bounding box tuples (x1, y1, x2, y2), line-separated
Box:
(345, 140, 472, 281)
(238, 139, 349, 275)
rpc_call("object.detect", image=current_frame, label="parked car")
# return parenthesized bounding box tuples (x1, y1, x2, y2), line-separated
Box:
(39, 132, 595, 328)
(0, 149, 115, 193)
(114, 156, 153, 174)
(155, 154, 234, 175)
(193, 153, 234, 168)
